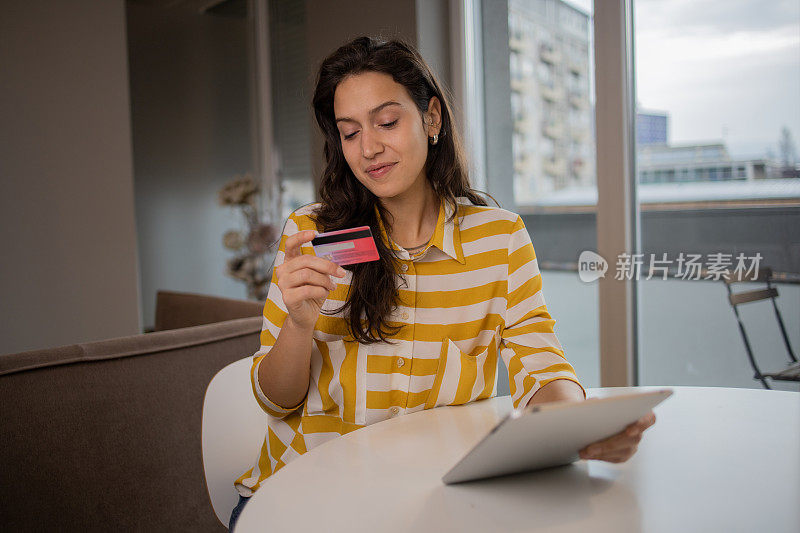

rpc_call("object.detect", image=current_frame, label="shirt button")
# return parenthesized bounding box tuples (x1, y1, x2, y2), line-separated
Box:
(390, 406, 400, 416)
(400, 263, 408, 272)
(401, 311, 409, 320)
(396, 357, 405, 368)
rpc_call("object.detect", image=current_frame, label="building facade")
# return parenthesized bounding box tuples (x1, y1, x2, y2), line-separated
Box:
(508, 0, 594, 204)
(637, 143, 784, 184)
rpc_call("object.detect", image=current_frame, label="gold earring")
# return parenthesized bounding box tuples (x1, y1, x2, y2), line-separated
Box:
(428, 118, 439, 145)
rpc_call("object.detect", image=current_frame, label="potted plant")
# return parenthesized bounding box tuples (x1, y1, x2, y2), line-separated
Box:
(218, 173, 278, 301)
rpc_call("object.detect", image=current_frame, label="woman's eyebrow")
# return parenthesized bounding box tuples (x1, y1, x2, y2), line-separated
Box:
(335, 101, 401, 124)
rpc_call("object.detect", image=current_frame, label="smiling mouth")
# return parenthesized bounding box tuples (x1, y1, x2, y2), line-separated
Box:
(366, 163, 396, 179)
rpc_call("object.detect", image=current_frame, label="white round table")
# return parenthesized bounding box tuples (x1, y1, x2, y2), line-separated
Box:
(235, 386, 799, 532)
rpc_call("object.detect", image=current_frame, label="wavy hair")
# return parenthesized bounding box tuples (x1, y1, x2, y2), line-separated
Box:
(311, 36, 492, 344)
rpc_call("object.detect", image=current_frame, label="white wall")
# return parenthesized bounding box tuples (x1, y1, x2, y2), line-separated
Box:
(127, 4, 255, 329)
(0, 0, 141, 354)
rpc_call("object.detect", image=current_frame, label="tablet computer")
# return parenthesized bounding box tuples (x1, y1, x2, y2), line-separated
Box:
(442, 388, 673, 484)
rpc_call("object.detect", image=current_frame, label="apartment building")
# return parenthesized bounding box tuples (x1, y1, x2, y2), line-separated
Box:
(508, 0, 594, 204)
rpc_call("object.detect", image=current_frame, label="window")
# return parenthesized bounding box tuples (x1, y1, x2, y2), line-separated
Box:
(634, 0, 800, 390)
(479, 0, 799, 390)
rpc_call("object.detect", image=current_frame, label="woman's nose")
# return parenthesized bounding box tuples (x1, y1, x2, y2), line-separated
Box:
(360, 128, 384, 159)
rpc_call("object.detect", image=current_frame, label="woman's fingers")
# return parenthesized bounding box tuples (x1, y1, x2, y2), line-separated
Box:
(284, 284, 331, 305)
(584, 427, 643, 453)
(639, 411, 657, 430)
(593, 447, 638, 463)
(275, 249, 346, 295)
(579, 440, 639, 460)
(280, 253, 346, 279)
(281, 267, 338, 292)
(283, 230, 317, 261)
(274, 231, 351, 328)
(579, 435, 640, 459)
(579, 410, 656, 462)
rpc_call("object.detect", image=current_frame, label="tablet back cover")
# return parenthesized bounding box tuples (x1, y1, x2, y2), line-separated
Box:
(442, 389, 672, 484)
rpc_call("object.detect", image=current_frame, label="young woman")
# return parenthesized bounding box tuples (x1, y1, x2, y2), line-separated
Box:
(229, 36, 655, 528)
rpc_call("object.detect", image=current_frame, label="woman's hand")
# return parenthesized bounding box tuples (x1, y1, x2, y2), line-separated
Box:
(275, 230, 347, 331)
(578, 411, 657, 463)
(526, 381, 656, 464)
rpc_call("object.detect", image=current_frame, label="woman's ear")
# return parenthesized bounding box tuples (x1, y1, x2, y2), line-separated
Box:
(425, 96, 442, 136)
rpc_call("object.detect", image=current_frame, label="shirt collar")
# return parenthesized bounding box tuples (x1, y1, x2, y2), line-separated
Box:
(374, 198, 466, 264)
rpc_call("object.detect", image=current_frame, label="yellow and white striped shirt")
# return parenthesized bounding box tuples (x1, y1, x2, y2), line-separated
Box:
(235, 197, 585, 495)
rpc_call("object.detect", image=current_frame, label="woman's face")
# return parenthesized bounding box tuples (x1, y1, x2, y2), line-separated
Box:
(333, 71, 440, 201)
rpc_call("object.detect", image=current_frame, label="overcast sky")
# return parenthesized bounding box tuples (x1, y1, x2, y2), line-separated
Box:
(563, 0, 800, 159)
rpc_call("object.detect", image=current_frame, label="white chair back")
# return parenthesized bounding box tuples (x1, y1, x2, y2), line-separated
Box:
(202, 357, 267, 526)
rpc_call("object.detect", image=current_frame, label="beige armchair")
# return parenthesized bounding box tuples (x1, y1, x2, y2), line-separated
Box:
(0, 291, 264, 531)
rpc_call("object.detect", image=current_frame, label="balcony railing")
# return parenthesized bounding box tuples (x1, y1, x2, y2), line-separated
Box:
(568, 91, 587, 109)
(542, 120, 564, 140)
(540, 44, 561, 64)
(540, 83, 564, 103)
(543, 156, 568, 177)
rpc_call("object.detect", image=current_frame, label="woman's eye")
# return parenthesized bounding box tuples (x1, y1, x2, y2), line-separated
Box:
(341, 120, 395, 140)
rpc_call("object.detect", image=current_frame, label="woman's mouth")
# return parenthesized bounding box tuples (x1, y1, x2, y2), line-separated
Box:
(366, 162, 396, 179)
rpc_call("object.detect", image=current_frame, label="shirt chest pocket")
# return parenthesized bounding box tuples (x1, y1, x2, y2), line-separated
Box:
(425, 330, 500, 409)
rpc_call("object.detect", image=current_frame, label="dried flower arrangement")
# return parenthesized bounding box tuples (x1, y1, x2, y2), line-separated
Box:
(218, 173, 278, 300)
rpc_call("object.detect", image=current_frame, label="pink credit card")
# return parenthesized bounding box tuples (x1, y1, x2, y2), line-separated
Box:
(311, 226, 380, 266)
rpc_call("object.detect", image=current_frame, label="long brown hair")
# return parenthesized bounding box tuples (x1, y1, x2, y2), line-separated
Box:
(312, 36, 491, 344)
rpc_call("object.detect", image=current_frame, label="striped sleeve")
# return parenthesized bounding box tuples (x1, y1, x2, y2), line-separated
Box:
(500, 216, 586, 410)
(250, 212, 309, 419)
